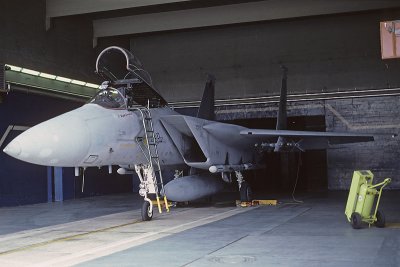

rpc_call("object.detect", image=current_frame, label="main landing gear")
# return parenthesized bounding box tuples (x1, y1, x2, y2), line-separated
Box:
(240, 181, 253, 202)
(235, 171, 253, 202)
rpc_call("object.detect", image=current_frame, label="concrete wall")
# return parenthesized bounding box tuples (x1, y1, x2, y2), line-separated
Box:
(326, 96, 400, 189)
(130, 9, 400, 102)
(0, 0, 97, 82)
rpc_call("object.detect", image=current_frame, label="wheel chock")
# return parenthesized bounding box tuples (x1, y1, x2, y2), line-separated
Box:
(151, 199, 174, 210)
(236, 200, 278, 207)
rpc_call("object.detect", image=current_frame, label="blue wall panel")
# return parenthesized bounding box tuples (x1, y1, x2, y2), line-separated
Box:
(47, 166, 52, 202)
(62, 167, 76, 201)
(54, 167, 63, 202)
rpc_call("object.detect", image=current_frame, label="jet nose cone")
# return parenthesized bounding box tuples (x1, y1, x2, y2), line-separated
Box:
(4, 112, 90, 166)
(3, 140, 22, 157)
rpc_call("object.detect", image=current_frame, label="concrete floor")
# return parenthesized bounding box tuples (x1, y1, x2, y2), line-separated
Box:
(0, 192, 399, 267)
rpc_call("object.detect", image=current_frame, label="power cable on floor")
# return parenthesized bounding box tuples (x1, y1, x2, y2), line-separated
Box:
(291, 152, 304, 203)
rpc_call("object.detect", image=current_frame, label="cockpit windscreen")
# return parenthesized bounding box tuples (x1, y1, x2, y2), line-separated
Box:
(89, 88, 126, 109)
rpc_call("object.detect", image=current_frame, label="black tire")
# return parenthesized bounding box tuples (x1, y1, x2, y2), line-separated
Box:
(375, 210, 385, 228)
(240, 181, 253, 202)
(351, 212, 362, 229)
(141, 201, 153, 221)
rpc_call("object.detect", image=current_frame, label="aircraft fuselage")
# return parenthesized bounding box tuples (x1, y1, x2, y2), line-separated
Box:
(3, 103, 187, 169)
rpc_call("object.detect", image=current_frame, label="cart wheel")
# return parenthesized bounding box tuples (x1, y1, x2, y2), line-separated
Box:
(375, 210, 385, 228)
(240, 181, 253, 202)
(141, 201, 153, 221)
(351, 212, 362, 229)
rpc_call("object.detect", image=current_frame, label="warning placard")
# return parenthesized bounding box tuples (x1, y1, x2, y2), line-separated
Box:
(380, 21, 400, 59)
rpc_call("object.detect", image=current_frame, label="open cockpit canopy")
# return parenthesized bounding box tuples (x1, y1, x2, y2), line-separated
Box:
(94, 46, 167, 108)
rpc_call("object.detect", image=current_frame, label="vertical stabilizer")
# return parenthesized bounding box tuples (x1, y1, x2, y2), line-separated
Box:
(197, 74, 215, 120)
(276, 66, 288, 130)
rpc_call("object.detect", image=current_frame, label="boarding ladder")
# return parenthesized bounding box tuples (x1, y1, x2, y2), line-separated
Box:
(133, 107, 169, 214)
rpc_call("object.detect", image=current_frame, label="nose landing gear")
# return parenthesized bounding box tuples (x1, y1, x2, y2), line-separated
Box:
(141, 200, 153, 221)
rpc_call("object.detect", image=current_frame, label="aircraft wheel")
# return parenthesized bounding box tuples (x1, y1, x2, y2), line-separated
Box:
(375, 210, 385, 228)
(351, 212, 362, 229)
(240, 181, 253, 202)
(141, 201, 153, 221)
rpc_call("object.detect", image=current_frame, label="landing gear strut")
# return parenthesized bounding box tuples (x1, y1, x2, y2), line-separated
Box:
(235, 171, 253, 202)
(136, 164, 157, 221)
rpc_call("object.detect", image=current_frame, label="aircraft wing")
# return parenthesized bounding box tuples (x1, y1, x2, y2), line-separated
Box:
(240, 129, 374, 150)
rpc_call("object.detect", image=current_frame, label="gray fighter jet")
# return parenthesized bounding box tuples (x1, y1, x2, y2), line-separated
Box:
(3, 46, 374, 221)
